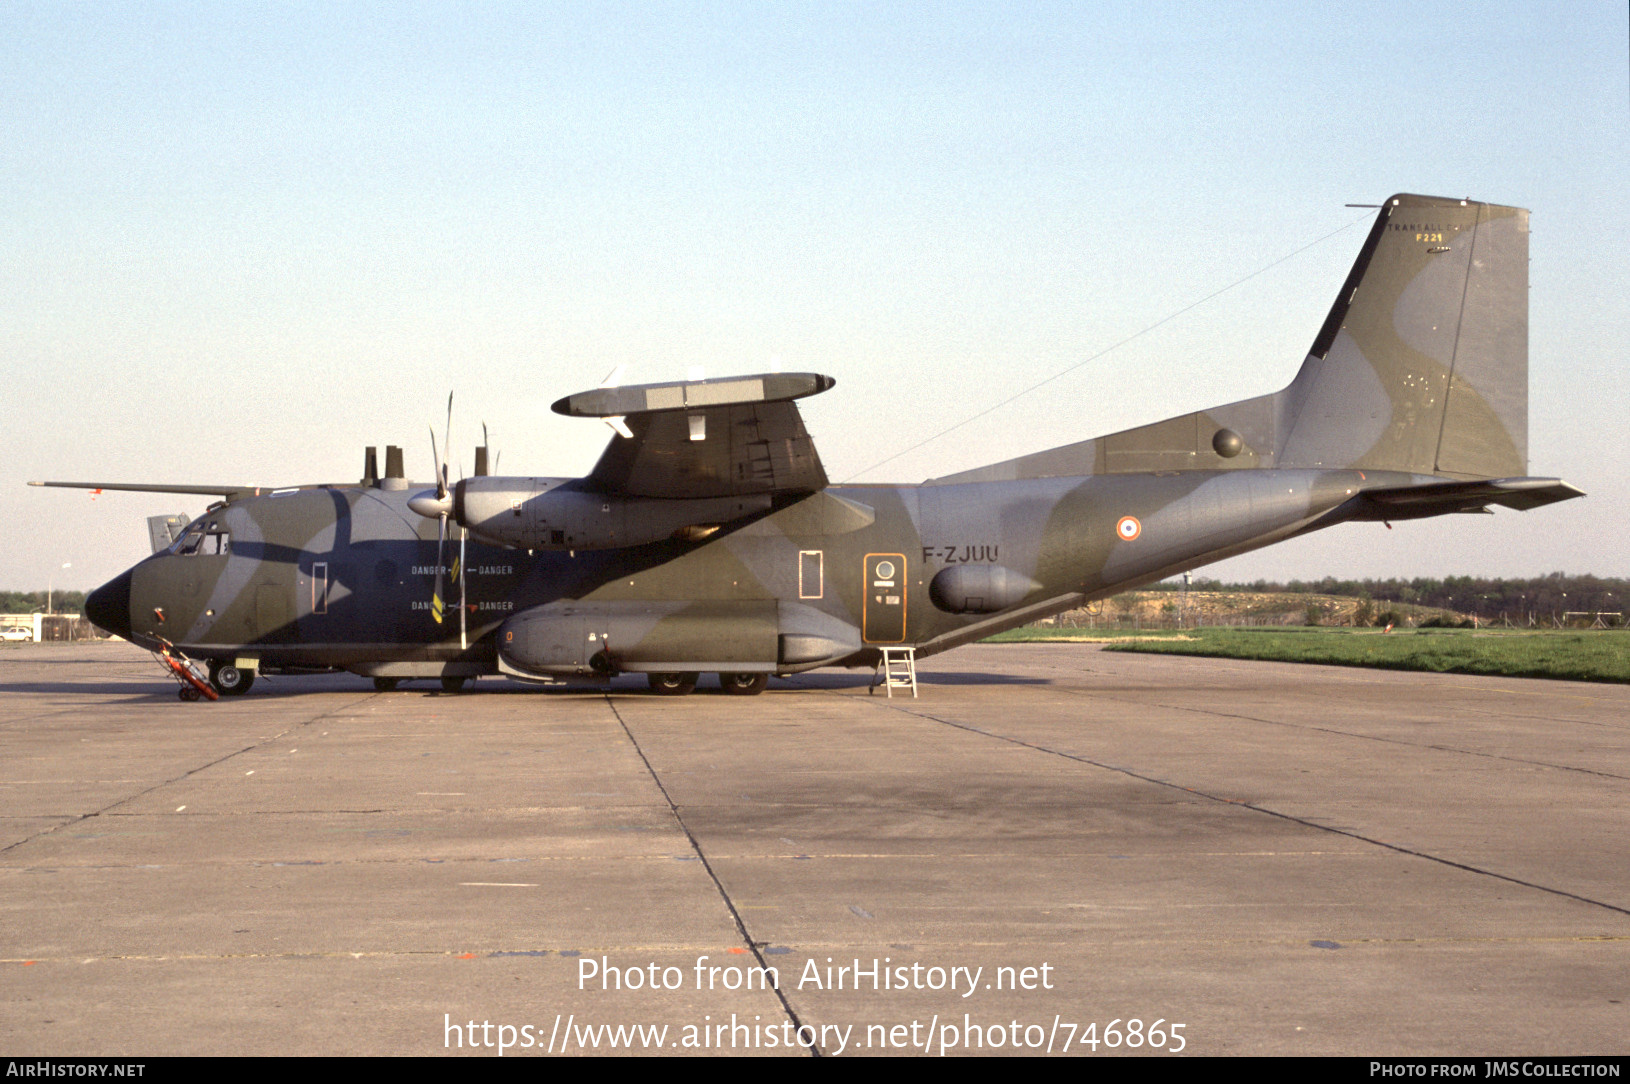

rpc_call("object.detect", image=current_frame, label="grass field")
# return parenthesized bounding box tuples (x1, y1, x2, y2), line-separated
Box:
(1086, 627, 1630, 683)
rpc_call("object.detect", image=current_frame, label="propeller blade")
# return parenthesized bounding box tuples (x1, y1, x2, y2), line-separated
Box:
(429, 425, 447, 502)
(431, 513, 447, 624)
(443, 391, 454, 480)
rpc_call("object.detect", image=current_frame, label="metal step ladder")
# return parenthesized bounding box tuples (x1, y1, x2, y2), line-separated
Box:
(870, 646, 918, 698)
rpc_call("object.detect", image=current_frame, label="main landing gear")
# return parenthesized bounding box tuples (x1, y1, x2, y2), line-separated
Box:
(646, 672, 768, 696)
(647, 672, 699, 696)
(719, 672, 768, 696)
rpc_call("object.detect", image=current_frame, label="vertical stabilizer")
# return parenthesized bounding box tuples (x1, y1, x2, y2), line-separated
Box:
(1279, 194, 1528, 478)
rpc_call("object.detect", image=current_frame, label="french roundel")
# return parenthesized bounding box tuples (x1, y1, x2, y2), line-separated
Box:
(1116, 516, 1142, 541)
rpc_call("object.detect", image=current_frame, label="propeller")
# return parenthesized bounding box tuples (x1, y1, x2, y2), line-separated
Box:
(406, 399, 497, 648)
(407, 394, 456, 626)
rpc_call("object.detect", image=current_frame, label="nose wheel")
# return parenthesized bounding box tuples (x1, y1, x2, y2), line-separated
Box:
(208, 661, 255, 697)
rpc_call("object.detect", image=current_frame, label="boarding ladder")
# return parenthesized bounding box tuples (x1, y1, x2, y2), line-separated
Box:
(870, 646, 918, 698)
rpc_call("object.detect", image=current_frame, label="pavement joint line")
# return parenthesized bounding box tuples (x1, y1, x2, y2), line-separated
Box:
(2, 849, 1383, 872)
(10, 851, 864, 870)
(0, 707, 123, 728)
(870, 654, 1630, 777)
(830, 682, 1630, 922)
(12, 932, 1630, 967)
(604, 694, 822, 1058)
(0, 699, 371, 857)
(977, 652, 1630, 747)
(4, 948, 757, 963)
(1047, 685, 1630, 783)
(1027, 654, 1628, 716)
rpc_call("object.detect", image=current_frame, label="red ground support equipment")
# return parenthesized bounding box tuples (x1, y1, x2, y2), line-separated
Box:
(153, 637, 218, 701)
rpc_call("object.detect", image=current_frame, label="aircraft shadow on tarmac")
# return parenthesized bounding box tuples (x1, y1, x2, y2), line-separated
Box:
(782, 670, 1050, 689)
(0, 669, 1051, 700)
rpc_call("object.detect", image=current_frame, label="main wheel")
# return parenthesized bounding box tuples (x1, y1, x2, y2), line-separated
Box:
(440, 675, 469, 694)
(209, 661, 255, 697)
(372, 677, 401, 692)
(718, 672, 768, 696)
(647, 672, 698, 696)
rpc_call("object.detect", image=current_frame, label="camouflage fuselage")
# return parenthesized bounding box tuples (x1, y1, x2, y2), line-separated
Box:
(111, 465, 1386, 678)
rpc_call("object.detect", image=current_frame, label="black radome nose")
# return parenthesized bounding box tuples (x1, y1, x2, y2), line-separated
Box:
(86, 570, 134, 640)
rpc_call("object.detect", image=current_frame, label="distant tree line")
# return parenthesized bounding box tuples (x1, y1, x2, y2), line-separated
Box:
(0, 591, 87, 616)
(1159, 573, 1626, 620)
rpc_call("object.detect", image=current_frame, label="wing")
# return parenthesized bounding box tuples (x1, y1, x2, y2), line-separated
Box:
(552, 373, 835, 499)
(29, 481, 265, 500)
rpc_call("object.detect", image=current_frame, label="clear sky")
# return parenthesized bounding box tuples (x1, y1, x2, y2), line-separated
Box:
(5, 2, 1627, 593)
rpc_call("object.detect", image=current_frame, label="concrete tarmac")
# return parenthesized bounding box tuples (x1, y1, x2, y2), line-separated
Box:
(2, 640, 1626, 1057)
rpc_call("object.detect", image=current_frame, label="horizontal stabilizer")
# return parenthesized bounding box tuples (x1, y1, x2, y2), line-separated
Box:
(1347, 477, 1584, 521)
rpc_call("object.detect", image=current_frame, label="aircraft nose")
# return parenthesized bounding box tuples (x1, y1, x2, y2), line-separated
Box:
(85, 570, 134, 640)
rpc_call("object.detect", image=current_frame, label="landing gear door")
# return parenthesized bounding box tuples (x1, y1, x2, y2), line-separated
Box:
(862, 553, 906, 644)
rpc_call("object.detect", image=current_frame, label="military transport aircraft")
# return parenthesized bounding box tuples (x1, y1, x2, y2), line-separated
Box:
(34, 194, 1582, 697)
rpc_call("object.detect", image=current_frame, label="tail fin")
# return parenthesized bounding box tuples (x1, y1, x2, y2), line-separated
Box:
(1278, 193, 1528, 478)
(931, 193, 1531, 485)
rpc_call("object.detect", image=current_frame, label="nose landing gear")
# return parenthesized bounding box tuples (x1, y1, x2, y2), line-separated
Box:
(208, 661, 255, 697)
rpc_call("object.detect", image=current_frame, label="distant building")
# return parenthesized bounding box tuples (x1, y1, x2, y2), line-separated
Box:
(0, 614, 100, 642)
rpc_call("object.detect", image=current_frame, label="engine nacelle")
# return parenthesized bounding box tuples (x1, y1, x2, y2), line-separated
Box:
(455, 476, 771, 550)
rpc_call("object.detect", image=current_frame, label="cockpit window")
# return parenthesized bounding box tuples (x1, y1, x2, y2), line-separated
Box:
(172, 518, 231, 556)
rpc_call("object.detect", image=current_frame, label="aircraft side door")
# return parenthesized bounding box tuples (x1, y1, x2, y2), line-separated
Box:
(862, 553, 907, 643)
